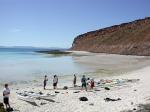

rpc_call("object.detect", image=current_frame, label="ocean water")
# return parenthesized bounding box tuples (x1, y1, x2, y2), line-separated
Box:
(0, 48, 88, 83)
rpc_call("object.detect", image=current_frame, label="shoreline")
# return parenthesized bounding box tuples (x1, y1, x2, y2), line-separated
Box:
(36, 50, 150, 76)
(72, 51, 150, 75)
(1, 65, 150, 112)
(0, 52, 150, 112)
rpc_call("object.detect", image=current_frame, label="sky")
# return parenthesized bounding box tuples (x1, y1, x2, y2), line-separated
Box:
(0, 0, 150, 48)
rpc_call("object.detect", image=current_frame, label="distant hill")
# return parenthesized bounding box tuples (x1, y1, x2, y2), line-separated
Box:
(71, 17, 150, 56)
(0, 46, 66, 52)
(0, 46, 59, 49)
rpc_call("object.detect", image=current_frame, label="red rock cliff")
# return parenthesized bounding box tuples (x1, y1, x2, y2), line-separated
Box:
(71, 17, 150, 56)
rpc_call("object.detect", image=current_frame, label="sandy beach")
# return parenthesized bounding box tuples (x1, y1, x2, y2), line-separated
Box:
(1, 52, 150, 112)
(0, 0, 150, 111)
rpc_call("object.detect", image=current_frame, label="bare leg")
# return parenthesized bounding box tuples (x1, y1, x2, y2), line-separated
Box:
(81, 84, 83, 90)
(5, 104, 7, 109)
(85, 87, 87, 91)
(8, 103, 11, 108)
(85, 85, 87, 91)
(44, 83, 46, 90)
(74, 83, 76, 87)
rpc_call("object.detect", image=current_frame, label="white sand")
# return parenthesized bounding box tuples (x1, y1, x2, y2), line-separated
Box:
(72, 52, 150, 73)
(1, 53, 150, 112)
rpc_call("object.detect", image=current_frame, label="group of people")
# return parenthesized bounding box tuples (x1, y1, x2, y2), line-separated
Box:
(43, 74, 95, 91)
(81, 75, 95, 91)
(1, 74, 95, 110)
(43, 75, 58, 90)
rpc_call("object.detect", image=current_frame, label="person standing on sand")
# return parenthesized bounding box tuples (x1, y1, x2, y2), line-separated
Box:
(86, 78, 91, 88)
(81, 75, 87, 91)
(3, 84, 11, 109)
(73, 74, 77, 87)
(90, 78, 95, 89)
(53, 75, 58, 89)
(43, 75, 48, 90)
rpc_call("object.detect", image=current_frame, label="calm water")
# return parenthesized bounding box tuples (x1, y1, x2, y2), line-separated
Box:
(0, 48, 88, 83)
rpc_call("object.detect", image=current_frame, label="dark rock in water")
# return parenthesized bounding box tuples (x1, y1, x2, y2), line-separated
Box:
(55, 91, 60, 93)
(104, 87, 110, 90)
(79, 97, 88, 101)
(134, 89, 137, 91)
(63, 86, 68, 90)
(131, 102, 134, 105)
(104, 98, 121, 102)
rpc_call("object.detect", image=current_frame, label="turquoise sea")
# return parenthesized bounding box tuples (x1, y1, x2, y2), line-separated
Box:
(0, 48, 88, 83)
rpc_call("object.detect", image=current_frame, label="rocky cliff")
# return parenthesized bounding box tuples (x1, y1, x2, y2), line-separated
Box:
(71, 17, 150, 56)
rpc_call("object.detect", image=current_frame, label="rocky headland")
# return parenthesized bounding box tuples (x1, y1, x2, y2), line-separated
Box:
(71, 17, 150, 56)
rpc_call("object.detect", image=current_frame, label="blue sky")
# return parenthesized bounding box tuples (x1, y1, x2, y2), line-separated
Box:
(0, 0, 150, 48)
